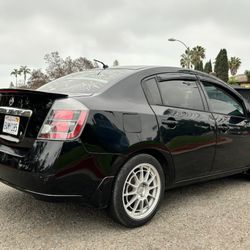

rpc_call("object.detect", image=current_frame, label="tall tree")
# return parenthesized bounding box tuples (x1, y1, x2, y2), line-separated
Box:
(19, 66, 31, 85)
(194, 61, 203, 72)
(214, 49, 229, 82)
(10, 68, 21, 87)
(73, 57, 94, 71)
(63, 56, 75, 75)
(44, 52, 94, 80)
(204, 60, 213, 74)
(113, 60, 119, 67)
(44, 51, 65, 80)
(190, 45, 205, 68)
(180, 48, 192, 69)
(228, 57, 241, 76)
(27, 69, 49, 89)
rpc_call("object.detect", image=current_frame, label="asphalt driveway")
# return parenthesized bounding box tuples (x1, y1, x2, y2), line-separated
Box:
(0, 176, 249, 250)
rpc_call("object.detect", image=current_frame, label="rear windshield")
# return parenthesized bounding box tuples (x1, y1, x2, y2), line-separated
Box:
(38, 69, 131, 94)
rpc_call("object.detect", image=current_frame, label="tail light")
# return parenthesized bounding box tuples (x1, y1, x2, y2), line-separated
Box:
(38, 98, 89, 140)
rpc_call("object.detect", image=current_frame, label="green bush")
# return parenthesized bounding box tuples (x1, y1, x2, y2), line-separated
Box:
(228, 76, 237, 85)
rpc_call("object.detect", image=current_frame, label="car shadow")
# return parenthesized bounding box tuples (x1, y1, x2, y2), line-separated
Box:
(161, 174, 249, 208)
(0, 175, 249, 232)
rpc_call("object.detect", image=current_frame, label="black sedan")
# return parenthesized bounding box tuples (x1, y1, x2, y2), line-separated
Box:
(0, 66, 249, 227)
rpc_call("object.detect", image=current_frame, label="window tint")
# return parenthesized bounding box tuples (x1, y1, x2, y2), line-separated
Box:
(158, 80, 204, 110)
(202, 82, 244, 116)
(143, 78, 162, 105)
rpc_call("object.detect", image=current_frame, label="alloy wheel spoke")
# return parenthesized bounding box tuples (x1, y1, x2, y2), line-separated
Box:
(139, 166, 144, 182)
(147, 193, 156, 199)
(126, 181, 137, 188)
(144, 198, 149, 208)
(148, 175, 156, 184)
(124, 190, 137, 196)
(132, 171, 140, 184)
(140, 200, 144, 210)
(125, 195, 138, 208)
(148, 185, 158, 191)
(144, 168, 151, 182)
(132, 199, 140, 213)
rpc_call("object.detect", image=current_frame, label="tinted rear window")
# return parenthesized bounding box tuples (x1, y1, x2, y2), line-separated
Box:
(158, 80, 204, 111)
(38, 69, 131, 94)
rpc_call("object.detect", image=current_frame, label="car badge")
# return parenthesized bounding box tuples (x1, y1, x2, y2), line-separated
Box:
(9, 97, 15, 106)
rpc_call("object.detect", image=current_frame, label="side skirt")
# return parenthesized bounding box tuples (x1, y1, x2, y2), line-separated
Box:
(166, 166, 250, 190)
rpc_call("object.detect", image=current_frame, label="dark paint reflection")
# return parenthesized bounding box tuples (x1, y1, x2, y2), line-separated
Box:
(212, 113, 250, 171)
(83, 112, 129, 153)
(161, 109, 216, 154)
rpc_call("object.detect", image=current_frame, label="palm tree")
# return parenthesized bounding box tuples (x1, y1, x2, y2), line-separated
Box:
(180, 48, 192, 69)
(190, 46, 206, 68)
(10, 69, 21, 87)
(19, 66, 31, 85)
(228, 57, 241, 76)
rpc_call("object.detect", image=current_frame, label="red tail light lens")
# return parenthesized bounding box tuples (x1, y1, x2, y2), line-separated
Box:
(53, 110, 74, 120)
(38, 99, 89, 140)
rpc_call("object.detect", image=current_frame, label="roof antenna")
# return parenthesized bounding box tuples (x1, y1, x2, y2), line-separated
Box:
(94, 59, 109, 69)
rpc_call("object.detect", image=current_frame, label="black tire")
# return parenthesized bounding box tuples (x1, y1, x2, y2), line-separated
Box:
(109, 154, 165, 228)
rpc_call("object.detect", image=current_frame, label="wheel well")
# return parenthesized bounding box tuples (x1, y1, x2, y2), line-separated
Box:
(112, 148, 174, 188)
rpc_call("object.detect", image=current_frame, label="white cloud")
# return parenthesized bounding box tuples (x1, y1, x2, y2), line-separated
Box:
(0, 0, 249, 87)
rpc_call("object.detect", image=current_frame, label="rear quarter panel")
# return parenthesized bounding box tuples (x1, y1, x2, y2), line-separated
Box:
(78, 73, 160, 154)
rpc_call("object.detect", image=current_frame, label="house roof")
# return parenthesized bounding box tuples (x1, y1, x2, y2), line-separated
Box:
(234, 74, 248, 83)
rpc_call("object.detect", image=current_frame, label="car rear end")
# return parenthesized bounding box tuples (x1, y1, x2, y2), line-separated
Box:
(0, 69, 135, 207)
(0, 89, 94, 198)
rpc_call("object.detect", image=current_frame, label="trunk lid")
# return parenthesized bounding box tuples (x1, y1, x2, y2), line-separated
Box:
(0, 88, 67, 149)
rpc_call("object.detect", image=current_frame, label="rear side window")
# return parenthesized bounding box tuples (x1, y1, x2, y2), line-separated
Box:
(158, 80, 204, 110)
(38, 69, 131, 94)
(202, 82, 244, 117)
(143, 78, 162, 105)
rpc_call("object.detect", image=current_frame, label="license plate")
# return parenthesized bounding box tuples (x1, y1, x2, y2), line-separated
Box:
(3, 115, 20, 136)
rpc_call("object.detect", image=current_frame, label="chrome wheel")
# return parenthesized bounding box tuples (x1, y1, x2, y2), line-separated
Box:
(122, 163, 161, 220)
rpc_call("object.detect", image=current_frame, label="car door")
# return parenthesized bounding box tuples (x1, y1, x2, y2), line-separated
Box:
(143, 73, 217, 182)
(199, 77, 250, 172)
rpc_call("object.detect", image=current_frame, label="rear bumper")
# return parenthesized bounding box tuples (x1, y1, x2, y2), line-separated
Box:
(0, 140, 115, 208)
(0, 162, 114, 208)
(0, 166, 56, 195)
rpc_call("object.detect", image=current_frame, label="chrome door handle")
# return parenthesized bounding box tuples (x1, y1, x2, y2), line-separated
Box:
(162, 118, 178, 128)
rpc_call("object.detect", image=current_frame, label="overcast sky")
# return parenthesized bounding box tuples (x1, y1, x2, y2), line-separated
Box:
(0, 0, 249, 87)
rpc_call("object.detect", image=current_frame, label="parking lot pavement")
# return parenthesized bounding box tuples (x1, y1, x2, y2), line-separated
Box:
(0, 176, 249, 250)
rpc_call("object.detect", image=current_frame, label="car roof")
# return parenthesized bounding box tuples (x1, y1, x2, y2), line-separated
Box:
(110, 65, 222, 81)
(110, 66, 246, 103)
(109, 65, 182, 72)
(101, 65, 233, 91)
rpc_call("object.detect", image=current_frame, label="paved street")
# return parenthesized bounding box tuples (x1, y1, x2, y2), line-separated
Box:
(0, 176, 249, 250)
